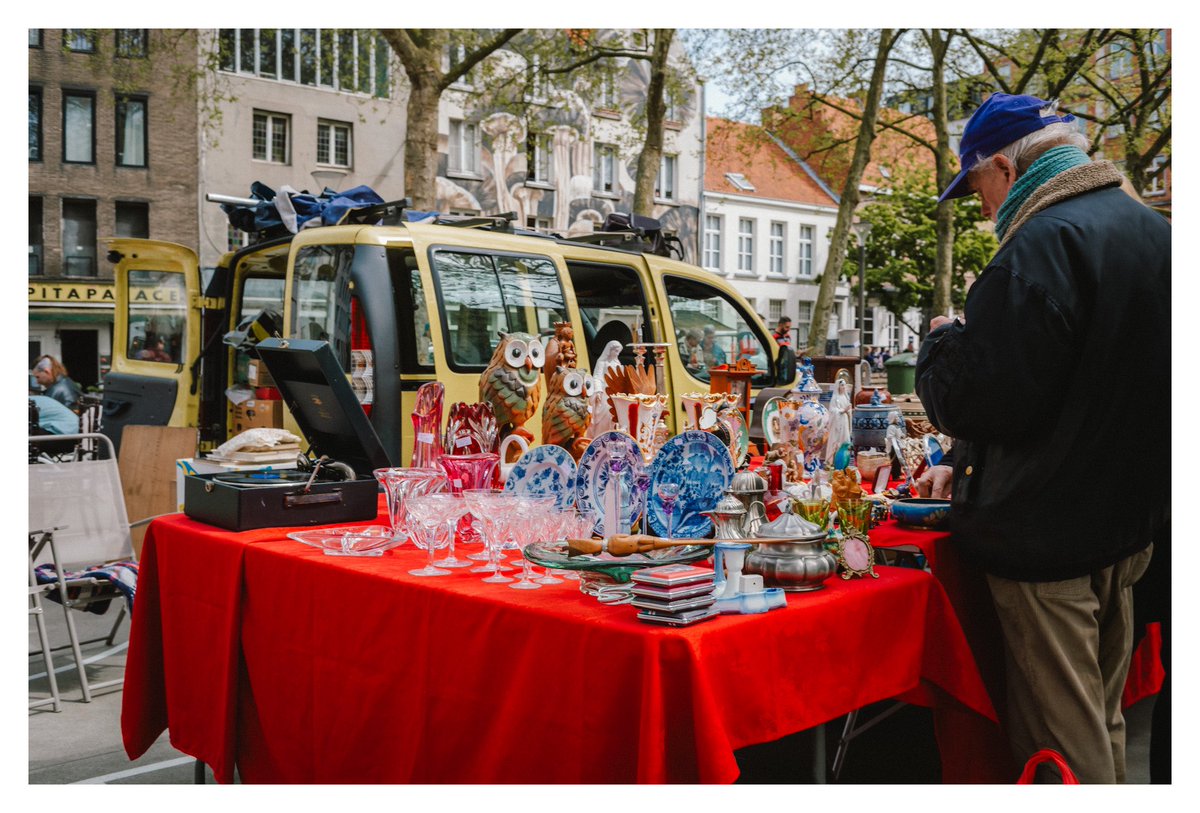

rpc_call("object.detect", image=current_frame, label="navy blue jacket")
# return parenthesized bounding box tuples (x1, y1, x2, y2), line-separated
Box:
(916, 184, 1170, 581)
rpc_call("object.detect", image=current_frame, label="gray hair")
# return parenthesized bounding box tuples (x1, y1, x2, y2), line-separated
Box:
(970, 121, 1089, 180)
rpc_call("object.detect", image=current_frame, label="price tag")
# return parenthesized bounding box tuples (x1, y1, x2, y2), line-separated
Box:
(417, 432, 435, 444)
(453, 479, 463, 489)
(456, 436, 473, 448)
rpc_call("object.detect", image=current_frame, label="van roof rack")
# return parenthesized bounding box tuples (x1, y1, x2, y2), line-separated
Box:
(434, 211, 517, 232)
(340, 198, 411, 226)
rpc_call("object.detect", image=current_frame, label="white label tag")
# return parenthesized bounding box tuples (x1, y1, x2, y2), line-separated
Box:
(417, 432, 435, 444)
(453, 479, 463, 489)
(456, 436, 473, 448)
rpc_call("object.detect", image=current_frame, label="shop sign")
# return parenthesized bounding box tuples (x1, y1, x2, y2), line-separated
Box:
(28, 282, 115, 306)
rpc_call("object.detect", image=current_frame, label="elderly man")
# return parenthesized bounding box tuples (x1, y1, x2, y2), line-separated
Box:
(914, 93, 1169, 783)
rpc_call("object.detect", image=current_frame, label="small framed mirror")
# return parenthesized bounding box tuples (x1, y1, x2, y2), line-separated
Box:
(835, 529, 879, 580)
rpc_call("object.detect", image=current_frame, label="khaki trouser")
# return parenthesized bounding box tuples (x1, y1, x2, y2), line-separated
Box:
(986, 545, 1153, 783)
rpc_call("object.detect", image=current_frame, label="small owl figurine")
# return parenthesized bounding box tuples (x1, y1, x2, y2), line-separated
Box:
(479, 331, 545, 438)
(542, 366, 593, 455)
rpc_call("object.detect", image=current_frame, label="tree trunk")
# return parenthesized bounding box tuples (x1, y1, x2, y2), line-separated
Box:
(806, 30, 896, 358)
(404, 72, 443, 211)
(633, 29, 674, 216)
(928, 29, 956, 319)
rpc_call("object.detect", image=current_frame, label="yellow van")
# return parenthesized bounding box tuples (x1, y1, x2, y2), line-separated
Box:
(102, 210, 796, 462)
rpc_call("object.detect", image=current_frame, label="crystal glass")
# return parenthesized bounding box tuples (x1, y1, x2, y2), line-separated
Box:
(838, 498, 872, 534)
(410, 382, 445, 468)
(795, 497, 832, 531)
(406, 495, 452, 577)
(510, 496, 557, 589)
(422, 492, 471, 569)
(464, 489, 516, 581)
(656, 481, 682, 540)
(531, 507, 566, 585)
(481, 496, 521, 585)
(373, 467, 449, 542)
(439, 452, 500, 547)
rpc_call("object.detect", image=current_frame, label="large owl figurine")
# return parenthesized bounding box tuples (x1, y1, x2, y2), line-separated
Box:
(479, 331, 545, 447)
(542, 366, 594, 459)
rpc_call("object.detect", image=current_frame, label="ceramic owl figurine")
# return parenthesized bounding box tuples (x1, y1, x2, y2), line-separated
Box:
(479, 332, 545, 457)
(542, 366, 594, 460)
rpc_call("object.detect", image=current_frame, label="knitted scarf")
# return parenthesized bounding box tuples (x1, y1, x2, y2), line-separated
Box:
(995, 158, 1126, 251)
(995, 145, 1093, 241)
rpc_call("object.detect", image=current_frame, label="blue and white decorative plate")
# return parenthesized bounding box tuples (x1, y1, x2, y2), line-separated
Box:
(647, 430, 735, 539)
(575, 431, 646, 537)
(504, 444, 577, 510)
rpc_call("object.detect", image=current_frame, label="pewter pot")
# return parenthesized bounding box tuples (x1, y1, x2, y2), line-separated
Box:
(728, 470, 768, 536)
(744, 509, 837, 592)
(704, 492, 750, 540)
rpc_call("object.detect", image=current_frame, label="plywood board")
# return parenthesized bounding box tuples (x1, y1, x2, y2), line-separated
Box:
(117, 425, 197, 557)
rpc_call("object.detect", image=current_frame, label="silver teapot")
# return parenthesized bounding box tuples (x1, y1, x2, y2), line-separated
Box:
(743, 508, 837, 592)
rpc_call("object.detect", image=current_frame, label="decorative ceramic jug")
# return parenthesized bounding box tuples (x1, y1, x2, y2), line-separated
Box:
(793, 371, 830, 478)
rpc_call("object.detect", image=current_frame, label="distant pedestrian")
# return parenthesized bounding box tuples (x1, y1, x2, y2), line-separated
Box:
(32, 355, 82, 410)
(904, 339, 915, 354)
(772, 315, 793, 349)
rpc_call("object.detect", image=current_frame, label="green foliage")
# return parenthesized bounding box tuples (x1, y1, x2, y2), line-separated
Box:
(845, 168, 996, 317)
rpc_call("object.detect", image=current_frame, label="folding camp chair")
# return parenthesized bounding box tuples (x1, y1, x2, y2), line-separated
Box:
(28, 433, 156, 702)
(28, 530, 62, 712)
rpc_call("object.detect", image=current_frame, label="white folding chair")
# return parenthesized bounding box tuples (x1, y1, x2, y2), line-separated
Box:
(28, 529, 62, 712)
(28, 433, 154, 702)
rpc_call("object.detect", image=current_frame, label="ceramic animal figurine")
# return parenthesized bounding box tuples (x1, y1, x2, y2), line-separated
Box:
(542, 366, 594, 460)
(479, 331, 545, 461)
(543, 321, 577, 378)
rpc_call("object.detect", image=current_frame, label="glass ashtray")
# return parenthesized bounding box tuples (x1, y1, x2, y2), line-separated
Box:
(287, 525, 404, 557)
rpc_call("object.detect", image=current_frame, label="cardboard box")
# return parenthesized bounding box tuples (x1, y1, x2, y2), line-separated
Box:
(247, 358, 276, 388)
(233, 398, 283, 433)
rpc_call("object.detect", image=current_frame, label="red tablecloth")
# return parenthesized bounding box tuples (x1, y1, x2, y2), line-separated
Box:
(123, 509, 997, 784)
(870, 518, 1165, 781)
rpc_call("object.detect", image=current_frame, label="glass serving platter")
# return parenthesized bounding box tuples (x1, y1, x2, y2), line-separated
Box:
(287, 524, 404, 557)
(522, 539, 712, 584)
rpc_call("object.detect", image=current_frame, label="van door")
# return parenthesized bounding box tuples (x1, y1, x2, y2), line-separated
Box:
(103, 238, 206, 453)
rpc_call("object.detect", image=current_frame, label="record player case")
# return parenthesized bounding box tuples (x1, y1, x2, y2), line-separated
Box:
(183, 338, 391, 532)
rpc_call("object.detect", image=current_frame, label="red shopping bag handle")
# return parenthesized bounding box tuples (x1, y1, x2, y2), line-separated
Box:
(1017, 749, 1080, 784)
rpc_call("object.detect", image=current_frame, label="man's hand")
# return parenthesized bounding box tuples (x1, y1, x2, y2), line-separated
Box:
(916, 464, 954, 499)
(929, 315, 956, 332)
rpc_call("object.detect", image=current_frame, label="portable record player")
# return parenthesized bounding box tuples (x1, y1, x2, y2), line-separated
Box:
(184, 337, 391, 532)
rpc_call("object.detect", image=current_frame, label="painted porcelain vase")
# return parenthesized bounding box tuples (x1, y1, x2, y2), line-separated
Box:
(793, 372, 830, 478)
(680, 392, 737, 431)
(609, 393, 668, 463)
(851, 404, 903, 451)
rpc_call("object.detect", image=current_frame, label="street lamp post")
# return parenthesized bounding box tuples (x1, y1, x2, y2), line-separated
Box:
(851, 220, 873, 357)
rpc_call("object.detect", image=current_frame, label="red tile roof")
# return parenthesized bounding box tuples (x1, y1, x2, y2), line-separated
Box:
(705, 117, 838, 207)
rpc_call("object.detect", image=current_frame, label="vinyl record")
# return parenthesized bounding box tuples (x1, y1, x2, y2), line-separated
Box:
(212, 470, 312, 487)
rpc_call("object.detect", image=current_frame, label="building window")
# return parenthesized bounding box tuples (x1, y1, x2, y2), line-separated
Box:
(62, 199, 98, 277)
(115, 201, 150, 238)
(115, 29, 148, 57)
(317, 120, 352, 167)
(447, 40, 477, 87)
(1146, 156, 1168, 196)
(527, 132, 553, 185)
(252, 111, 290, 164)
(768, 299, 785, 323)
(63, 91, 95, 164)
(525, 215, 552, 232)
(796, 301, 813, 347)
(115, 95, 148, 167)
(598, 64, 618, 109)
(1108, 41, 1132, 79)
(29, 87, 41, 161)
(725, 172, 755, 192)
(655, 154, 677, 201)
(862, 306, 875, 346)
(703, 214, 722, 269)
(737, 218, 755, 273)
(798, 224, 814, 277)
(448, 119, 480, 176)
(29, 196, 43, 276)
(64, 29, 95, 53)
(769, 222, 785, 276)
(29, 29, 42, 48)
(593, 142, 618, 194)
(664, 90, 680, 123)
(218, 28, 389, 97)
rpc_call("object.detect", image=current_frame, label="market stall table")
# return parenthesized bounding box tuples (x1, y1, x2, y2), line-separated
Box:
(123, 508, 997, 784)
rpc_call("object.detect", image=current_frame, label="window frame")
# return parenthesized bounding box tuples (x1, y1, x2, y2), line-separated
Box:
(64, 29, 95, 53)
(768, 221, 785, 276)
(252, 110, 291, 164)
(316, 118, 353, 168)
(795, 300, 813, 348)
(218, 28, 389, 97)
(61, 197, 99, 278)
(115, 94, 149, 168)
(115, 29, 148, 58)
(62, 89, 96, 165)
(655, 153, 677, 201)
(797, 223, 815, 278)
(593, 142, 618, 195)
(448, 118, 480, 177)
(115, 200, 150, 239)
(29, 196, 43, 276)
(702, 214, 722, 270)
(526, 131, 554, 186)
(737, 217, 755, 274)
(29, 29, 42, 48)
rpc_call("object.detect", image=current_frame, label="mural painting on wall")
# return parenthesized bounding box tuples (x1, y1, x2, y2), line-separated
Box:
(435, 54, 699, 261)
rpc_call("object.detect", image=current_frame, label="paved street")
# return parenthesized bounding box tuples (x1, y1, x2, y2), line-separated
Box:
(29, 588, 1156, 784)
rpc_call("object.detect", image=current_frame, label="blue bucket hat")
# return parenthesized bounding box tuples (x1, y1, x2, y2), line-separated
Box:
(938, 93, 1077, 202)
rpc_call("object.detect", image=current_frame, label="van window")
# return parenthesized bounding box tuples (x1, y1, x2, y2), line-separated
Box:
(663, 274, 773, 387)
(386, 247, 433, 372)
(126, 269, 187, 363)
(292, 244, 353, 368)
(431, 249, 566, 370)
(566, 261, 651, 366)
(241, 277, 286, 323)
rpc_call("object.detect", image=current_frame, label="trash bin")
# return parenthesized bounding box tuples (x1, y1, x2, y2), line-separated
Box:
(884, 352, 917, 394)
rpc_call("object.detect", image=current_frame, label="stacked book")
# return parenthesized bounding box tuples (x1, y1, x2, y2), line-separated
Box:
(630, 564, 718, 627)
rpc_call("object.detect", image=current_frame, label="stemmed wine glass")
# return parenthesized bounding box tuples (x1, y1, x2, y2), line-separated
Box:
(429, 492, 472, 569)
(508, 497, 545, 590)
(656, 481, 682, 541)
(463, 489, 513, 575)
(373, 467, 448, 542)
(531, 506, 565, 586)
(481, 498, 519, 585)
(406, 495, 451, 577)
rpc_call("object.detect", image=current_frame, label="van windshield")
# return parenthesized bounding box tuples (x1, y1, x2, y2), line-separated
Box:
(431, 249, 566, 370)
(662, 274, 773, 387)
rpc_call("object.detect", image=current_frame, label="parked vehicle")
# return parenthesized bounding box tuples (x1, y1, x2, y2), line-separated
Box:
(102, 201, 795, 463)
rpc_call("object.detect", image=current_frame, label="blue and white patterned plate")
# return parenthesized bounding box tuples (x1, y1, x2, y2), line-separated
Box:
(575, 431, 646, 537)
(504, 444, 577, 510)
(647, 430, 735, 539)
